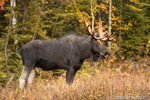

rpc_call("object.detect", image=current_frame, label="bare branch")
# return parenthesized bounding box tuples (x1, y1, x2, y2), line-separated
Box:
(32, 3, 44, 40)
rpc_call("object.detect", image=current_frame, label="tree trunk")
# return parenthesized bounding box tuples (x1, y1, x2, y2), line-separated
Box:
(4, 0, 14, 80)
(22, 1, 27, 35)
(98, 0, 103, 19)
(90, 0, 94, 67)
(108, 0, 112, 50)
(91, 0, 94, 33)
(119, 0, 123, 59)
(11, 0, 18, 47)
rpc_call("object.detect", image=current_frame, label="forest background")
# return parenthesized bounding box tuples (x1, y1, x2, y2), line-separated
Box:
(0, 0, 150, 85)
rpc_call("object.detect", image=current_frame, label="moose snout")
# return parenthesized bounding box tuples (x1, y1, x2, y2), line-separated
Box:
(100, 51, 110, 61)
(104, 52, 110, 61)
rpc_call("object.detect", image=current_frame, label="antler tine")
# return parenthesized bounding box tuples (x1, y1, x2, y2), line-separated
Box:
(84, 17, 115, 41)
(98, 18, 102, 37)
(98, 17, 115, 41)
(103, 31, 109, 37)
(84, 17, 101, 40)
(101, 32, 116, 41)
(98, 18, 107, 38)
(109, 33, 116, 40)
(83, 17, 93, 36)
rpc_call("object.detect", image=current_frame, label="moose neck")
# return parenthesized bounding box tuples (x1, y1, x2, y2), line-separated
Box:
(79, 36, 92, 60)
(90, 37, 94, 66)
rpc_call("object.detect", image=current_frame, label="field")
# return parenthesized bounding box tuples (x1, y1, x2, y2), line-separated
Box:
(0, 60, 150, 100)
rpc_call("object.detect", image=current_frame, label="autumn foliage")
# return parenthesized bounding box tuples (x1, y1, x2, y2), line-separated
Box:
(0, 0, 7, 10)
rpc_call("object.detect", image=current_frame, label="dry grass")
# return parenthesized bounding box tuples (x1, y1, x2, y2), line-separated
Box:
(0, 61, 150, 100)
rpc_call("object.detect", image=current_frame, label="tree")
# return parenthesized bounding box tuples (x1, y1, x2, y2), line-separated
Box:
(4, 0, 15, 80)
(119, 0, 123, 58)
(108, 0, 112, 50)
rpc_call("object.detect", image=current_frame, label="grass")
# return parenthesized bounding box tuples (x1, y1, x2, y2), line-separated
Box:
(0, 60, 150, 100)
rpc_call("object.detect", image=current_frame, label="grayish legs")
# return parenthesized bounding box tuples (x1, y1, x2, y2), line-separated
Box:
(19, 64, 34, 91)
(27, 69, 36, 92)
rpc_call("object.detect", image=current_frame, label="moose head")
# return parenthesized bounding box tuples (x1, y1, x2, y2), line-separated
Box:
(83, 17, 115, 64)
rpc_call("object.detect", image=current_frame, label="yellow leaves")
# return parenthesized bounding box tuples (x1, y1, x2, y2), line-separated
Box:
(100, 4, 107, 10)
(103, 0, 109, 3)
(65, 10, 68, 12)
(125, 28, 128, 30)
(112, 6, 116, 11)
(0, 0, 7, 10)
(145, 58, 147, 62)
(129, 0, 136, 2)
(128, 22, 132, 26)
(92, 4, 108, 14)
(129, 0, 143, 6)
(112, 23, 118, 27)
(93, 5, 100, 13)
(148, 40, 150, 44)
(105, 68, 111, 71)
(146, 40, 150, 48)
(112, 21, 118, 27)
(104, 60, 107, 64)
(45, 1, 48, 4)
(79, 19, 83, 23)
(127, 4, 142, 12)
(76, 10, 84, 23)
(70, 10, 74, 12)
(104, 59, 112, 71)
(110, 59, 114, 62)
(76, 9, 82, 17)
(118, 19, 121, 23)
(121, 24, 129, 30)
(111, 17, 117, 21)
(111, 13, 118, 21)
(64, 9, 74, 13)
(106, 64, 109, 67)
(103, 27, 105, 30)
(121, 27, 128, 30)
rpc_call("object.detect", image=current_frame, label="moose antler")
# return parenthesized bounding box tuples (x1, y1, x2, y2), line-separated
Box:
(84, 17, 104, 40)
(98, 18, 115, 41)
(83, 17, 115, 41)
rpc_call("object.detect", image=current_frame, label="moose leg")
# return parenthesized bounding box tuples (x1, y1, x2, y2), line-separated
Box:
(19, 64, 34, 91)
(27, 69, 36, 92)
(66, 67, 77, 86)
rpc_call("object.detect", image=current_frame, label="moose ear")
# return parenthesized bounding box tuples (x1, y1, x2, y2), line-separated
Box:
(94, 32, 98, 37)
(90, 32, 98, 40)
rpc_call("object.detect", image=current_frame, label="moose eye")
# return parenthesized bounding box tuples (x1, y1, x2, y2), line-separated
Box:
(95, 42, 100, 46)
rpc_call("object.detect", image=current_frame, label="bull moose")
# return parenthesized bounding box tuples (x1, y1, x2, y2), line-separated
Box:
(19, 17, 114, 91)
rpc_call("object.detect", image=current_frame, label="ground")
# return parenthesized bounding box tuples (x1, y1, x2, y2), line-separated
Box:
(0, 61, 150, 100)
